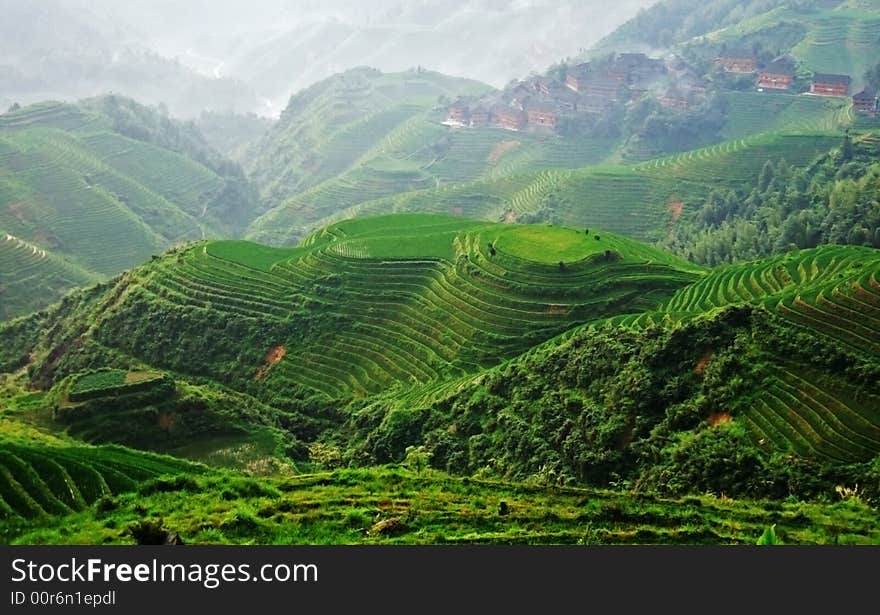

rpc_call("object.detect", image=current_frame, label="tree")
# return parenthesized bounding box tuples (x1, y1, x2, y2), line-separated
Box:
(840, 133, 854, 164)
(7, 102, 20, 113)
(404, 445, 432, 475)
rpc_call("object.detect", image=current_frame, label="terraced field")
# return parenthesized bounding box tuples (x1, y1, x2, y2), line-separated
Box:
(139, 215, 701, 398)
(791, 9, 880, 81)
(596, 245, 880, 461)
(0, 233, 97, 320)
(635, 133, 842, 185)
(0, 438, 195, 520)
(720, 93, 853, 141)
(0, 100, 249, 318)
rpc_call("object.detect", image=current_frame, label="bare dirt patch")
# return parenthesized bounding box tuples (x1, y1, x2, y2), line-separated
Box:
(707, 412, 732, 427)
(256, 345, 287, 380)
(158, 412, 176, 431)
(668, 200, 684, 224)
(503, 210, 518, 223)
(488, 140, 521, 164)
(545, 304, 569, 315)
(695, 351, 714, 377)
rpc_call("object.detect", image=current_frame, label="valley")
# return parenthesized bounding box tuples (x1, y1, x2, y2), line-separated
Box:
(1, 0, 879, 546)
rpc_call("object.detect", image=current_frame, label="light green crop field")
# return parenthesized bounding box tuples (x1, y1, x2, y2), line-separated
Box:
(0, 101, 249, 319)
(129, 215, 703, 398)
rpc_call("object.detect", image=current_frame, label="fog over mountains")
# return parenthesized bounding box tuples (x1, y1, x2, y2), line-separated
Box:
(0, 0, 656, 117)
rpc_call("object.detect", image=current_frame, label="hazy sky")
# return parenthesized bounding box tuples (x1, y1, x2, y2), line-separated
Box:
(1, 0, 658, 117)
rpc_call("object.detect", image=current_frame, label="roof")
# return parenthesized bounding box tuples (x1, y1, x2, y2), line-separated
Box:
(853, 87, 877, 101)
(812, 73, 851, 85)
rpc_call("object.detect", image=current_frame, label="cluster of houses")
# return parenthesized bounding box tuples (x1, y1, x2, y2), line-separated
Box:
(716, 49, 878, 115)
(445, 48, 879, 135)
(444, 52, 671, 133)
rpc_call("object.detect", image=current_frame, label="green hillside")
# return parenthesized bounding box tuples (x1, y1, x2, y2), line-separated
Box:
(0, 233, 98, 320)
(8, 466, 880, 545)
(312, 132, 843, 246)
(246, 68, 628, 245)
(603, 1, 880, 89)
(592, 246, 880, 460)
(0, 418, 196, 530)
(2, 215, 880, 544)
(0, 99, 258, 319)
(7, 215, 697, 402)
(249, 68, 495, 206)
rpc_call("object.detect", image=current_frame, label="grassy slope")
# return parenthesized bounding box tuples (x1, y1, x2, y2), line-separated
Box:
(0, 233, 98, 320)
(7, 466, 880, 545)
(87, 215, 700, 400)
(246, 69, 625, 245)
(328, 132, 843, 244)
(595, 245, 880, 460)
(0, 101, 243, 319)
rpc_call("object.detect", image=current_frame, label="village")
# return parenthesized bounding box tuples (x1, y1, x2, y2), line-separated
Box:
(444, 49, 880, 136)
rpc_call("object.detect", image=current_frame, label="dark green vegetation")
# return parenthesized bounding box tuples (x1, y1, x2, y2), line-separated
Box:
(0, 97, 257, 318)
(3, 0, 880, 546)
(2, 213, 879, 544)
(665, 134, 880, 264)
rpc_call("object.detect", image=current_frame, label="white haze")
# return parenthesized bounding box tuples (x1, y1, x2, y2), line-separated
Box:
(0, 0, 658, 117)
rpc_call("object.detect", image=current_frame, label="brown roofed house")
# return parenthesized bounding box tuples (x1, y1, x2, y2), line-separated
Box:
(853, 87, 878, 115)
(469, 106, 491, 127)
(757, 59, 795, 91)
(811, 73, 851, 97)
(565, 63, 591, 93)
(493, 105, 526, 131)
(445, 99, 470, 126)
(717, 48, 758, 74)
(526, 102, 558, 131)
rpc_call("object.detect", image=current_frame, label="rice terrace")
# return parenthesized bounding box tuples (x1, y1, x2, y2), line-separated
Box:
(2, 0, 880, 549)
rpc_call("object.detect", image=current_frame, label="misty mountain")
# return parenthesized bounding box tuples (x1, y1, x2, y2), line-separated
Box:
(0, 0, 259, 118)
(1, 0, 657, 118)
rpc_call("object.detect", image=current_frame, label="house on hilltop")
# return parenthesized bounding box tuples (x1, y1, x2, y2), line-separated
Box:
(469, 106, 491, 127)
(717, 49, 758, 74)
(616, 52, 666, 82)
(444, 99, 470, 127)
(526, 101, 558, 131)
(853, 87, 879, 115)
(493, 105, 526, 131)
(811, 73, 851, 97)
(565, 64, 592, 93)
(757, 59, 795, 91)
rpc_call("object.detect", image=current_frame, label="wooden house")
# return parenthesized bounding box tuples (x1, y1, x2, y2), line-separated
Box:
(811, 73, 851, 97)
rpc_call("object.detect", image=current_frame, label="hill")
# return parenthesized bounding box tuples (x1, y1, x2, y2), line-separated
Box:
(0, 0, 259, 118)
(599, 0, 880, 90)
(302, 132, 844, 246)
(1, 215, 879, 543)
(1, 215, 702, 403)
(0, 98, 258, 319)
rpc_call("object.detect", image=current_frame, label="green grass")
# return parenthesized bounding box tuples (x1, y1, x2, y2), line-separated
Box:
(208, 241, 302, 273)
(6, 467, 880, 545)
(0, 100, 247, 318)
(491, 224, 700, 268)
(593, 245, 880, 461)
(720, 92, 853, 141)
(0, 433, 197, 527)
(109, 215, 703, 399)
